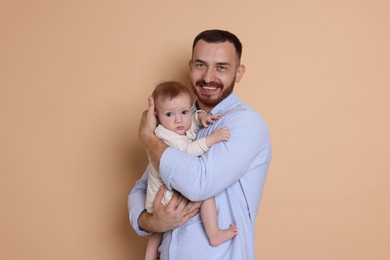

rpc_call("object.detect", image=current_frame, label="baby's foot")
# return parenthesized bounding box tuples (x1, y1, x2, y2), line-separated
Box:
(209, 224, 238, 247)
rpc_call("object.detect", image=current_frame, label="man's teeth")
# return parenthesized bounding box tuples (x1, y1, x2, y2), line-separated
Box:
(202, 86, 217, 90)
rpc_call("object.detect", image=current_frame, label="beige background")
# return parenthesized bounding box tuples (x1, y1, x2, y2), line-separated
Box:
(1, 0, 389, 259)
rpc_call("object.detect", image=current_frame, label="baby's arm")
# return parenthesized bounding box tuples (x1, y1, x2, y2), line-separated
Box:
(205, 127, 230, 148)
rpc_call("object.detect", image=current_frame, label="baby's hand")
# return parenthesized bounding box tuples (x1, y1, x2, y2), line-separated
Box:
(205, 127, 230, 148)
(198, 112, 221, 128)
(212, 127, 230, 142)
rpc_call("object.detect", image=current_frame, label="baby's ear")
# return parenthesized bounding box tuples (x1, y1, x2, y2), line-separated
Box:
(154, 111, 160, 124)
(191, 107, 195, 114)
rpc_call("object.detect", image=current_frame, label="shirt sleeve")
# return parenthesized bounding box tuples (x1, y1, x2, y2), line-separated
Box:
(159, 107, 271, 202)
(128, 164, 152, 236)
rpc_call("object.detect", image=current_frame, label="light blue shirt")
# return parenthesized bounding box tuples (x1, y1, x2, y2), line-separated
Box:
(129, 93, 271, 260)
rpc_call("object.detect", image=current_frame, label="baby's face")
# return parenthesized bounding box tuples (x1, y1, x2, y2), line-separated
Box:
(155, 94, 193, 135)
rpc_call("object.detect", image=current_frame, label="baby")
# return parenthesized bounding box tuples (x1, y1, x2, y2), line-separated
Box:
(144, 81, 238, 260)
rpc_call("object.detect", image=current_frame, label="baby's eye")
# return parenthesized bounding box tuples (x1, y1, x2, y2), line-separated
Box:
(166, 112, 173, 117)
(182, 110, 189, 115)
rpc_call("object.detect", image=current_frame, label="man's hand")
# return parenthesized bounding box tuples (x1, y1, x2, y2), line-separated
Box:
(139, 96, 158, 145)
(138, 96, 167, 169)
(138, 186, 201, 233)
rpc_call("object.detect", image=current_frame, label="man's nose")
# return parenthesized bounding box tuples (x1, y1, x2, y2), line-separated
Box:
(202, 68, 216, 83)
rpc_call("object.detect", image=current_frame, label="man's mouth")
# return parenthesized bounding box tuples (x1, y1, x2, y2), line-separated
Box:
(202, 85, 217, 91)
(197, 81, 222, 92)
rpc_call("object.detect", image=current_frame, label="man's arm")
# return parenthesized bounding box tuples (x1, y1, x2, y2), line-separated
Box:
(159, 107, 272, 202)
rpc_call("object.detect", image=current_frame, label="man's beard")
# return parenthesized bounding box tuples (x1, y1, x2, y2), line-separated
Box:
(193, 78, 235, 107)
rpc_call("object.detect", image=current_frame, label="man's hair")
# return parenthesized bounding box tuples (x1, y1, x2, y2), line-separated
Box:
(192, 29, 243, 62)
(152, 81, 191, 101)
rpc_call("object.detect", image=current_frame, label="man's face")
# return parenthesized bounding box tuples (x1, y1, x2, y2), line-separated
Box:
(189, 40, 245, 111)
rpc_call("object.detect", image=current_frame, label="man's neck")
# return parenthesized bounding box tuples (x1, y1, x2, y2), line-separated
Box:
(195, 101, 213, 114)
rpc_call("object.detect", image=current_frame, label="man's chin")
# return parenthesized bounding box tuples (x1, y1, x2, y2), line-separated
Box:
(199, 97, 220, 107)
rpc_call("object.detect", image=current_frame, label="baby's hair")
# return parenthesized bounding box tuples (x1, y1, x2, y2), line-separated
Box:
(152, 81, 191, 101)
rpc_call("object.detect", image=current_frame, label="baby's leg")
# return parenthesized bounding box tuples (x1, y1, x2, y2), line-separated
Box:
(145, 232, 162, 260)
(200, 197, 238, 247)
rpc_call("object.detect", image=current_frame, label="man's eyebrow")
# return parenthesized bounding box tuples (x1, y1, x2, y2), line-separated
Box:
(194, 59, 231, 67)
(193, 59, 206, 63)
(216, 62, 231, 67)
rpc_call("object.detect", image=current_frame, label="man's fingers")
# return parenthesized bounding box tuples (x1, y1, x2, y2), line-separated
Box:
(175, 194, 190, 211)
(181, 204, 201, 225)
(188, 201, 202, 212)
(148, 96, 155, 114)
(183, 201, 201, 217)
(167, 190, 180, 207)
(139, 96, 158, 142)
(184, 208, 200, 221)
(153, 186, 165, 208)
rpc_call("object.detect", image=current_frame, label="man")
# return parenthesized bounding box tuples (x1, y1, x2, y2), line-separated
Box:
(129, 29, 272, 260)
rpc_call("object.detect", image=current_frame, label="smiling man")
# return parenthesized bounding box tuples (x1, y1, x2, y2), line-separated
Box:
(189, 38, 245, 112)
(129, 29, 272, 260)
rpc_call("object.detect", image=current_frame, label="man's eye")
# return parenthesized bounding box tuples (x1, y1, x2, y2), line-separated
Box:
(196, 63, 205, 68)
(166, 112, 173, 117)
(217, 66, 226, 71)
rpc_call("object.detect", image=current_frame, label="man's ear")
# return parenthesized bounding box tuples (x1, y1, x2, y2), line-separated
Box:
(235, 64, 246, 83)
(189, 59, 193, 71)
